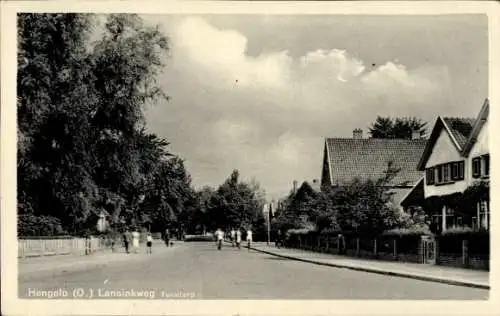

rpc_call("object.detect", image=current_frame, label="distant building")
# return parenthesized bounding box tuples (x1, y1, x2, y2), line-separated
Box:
(402, 99, 490, 231)
(321, 128, 427, 206)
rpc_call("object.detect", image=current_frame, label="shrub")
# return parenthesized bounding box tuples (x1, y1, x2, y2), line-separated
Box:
(18, 235, 74, 240)
(18, 214, 67, 237)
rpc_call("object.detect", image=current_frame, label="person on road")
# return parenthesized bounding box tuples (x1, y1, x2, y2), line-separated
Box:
(215, 228, 224, 250)
(235, 228, 242, 249)
(275, 229, 282, 249)
(246, 228, 253, 250)
(230, 228, 236, 247)
(146, 233, 153, 255)
(123, 230, 130, 254)
(132, 229, 140, 253)
(164, 228, 170, 247)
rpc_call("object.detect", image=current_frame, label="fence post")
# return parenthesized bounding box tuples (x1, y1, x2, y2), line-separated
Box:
(462, 239, 469, 267)
(373, 238, 377, 257)
(317, 237, 321, 252)
(326, 238, 330, 252)
(337, 236, 341, 254)
(356, 238, 360, 257)
(393, 239, 397, 260)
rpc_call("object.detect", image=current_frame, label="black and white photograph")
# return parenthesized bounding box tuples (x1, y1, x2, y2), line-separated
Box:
(1, 1, 499, 315)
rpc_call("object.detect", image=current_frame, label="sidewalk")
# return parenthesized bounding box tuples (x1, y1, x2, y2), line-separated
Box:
(18, 240, 175, 280)
(250, 243, 490, 290)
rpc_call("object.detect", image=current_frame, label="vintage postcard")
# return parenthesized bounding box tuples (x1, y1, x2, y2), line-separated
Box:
(1, 1, 499, 315)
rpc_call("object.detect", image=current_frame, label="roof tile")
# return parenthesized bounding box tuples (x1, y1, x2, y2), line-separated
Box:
(442, 117, 475, 149)
(325, 138, 427, 187)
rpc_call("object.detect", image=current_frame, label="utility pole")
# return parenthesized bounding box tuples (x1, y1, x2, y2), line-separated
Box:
(263, 203, 270, 246)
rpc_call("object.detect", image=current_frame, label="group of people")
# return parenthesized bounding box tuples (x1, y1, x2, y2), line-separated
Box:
(214, 228, 252, 251)
(122, 230, 154, 254)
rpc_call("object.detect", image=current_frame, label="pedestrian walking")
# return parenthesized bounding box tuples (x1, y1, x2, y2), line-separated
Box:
(275, 229, 282, 249)
(235, 229, 242, 249)
(146, 233, 153, 255)
(246, 228, 253, 250)
(215, 228, 224, 250)
(123, 230, 130, 254)
(164, 228, 170, 247)
(132, 229, 140, 253)
(230, 228, 236, 247)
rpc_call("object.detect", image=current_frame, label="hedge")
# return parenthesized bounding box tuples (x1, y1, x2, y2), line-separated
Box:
(18, 235, 75, 240)
(438, 229, 489, 255)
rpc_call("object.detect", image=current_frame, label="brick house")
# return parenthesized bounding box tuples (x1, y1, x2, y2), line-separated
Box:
(321, 129, 427, 206)
(401, 99, 490, 232)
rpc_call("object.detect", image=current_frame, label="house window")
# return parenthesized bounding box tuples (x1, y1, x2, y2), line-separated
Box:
(451, 161, 465, 181)
(443, 164, 451, 182)
(472, 157, 481, 178)
(426, 167, 435, 185)
(483, 154, 490, 177)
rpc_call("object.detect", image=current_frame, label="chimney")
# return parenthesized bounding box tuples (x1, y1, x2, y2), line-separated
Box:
(353, 128, 363, 139)
(411, 130, 421, 140)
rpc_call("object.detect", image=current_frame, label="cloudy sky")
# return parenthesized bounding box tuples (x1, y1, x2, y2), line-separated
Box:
(139, 14, 488, 199)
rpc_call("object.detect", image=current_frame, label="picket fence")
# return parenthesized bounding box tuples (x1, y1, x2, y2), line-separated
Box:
(18, 237, 106, 258)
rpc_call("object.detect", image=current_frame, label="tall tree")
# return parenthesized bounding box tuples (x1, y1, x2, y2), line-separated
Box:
(369, 116, 427, 139)
(16, 13, 198, 236)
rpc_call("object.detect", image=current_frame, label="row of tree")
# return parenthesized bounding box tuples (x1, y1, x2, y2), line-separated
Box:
(184, 170, 267, 237)
(17, 13, 195, 236)
(273, 166, 429, 237)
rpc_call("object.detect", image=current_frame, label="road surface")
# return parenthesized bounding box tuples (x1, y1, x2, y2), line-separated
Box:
(19, 242, 488, 299)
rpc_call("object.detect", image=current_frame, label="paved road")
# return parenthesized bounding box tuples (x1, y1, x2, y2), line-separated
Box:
(19, 242, 488, 300)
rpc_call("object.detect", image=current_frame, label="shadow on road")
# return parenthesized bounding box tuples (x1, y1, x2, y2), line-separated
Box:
(263, 256, 289, 261)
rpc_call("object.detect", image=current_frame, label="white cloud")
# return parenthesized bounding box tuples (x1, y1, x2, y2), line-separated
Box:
(146, 17, 452, 198)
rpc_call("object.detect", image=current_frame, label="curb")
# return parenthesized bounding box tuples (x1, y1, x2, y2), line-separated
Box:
(251, 247, 490, 290)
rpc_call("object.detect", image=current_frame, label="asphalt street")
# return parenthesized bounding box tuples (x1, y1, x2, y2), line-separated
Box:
(19, 242, 488, 300)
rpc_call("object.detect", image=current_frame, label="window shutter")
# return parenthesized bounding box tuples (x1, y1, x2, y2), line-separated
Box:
(426, 168, 435, 185)
(451, 163, 459, 180)
(483, 154, 490, 176)
(458, 161, 465, 180)
(472, 157, 481, 178)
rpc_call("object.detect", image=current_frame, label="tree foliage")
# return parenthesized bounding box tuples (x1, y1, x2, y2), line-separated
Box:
(176, 170, 268, 236)
(275, 165, 424, 237)
(17, 13, 193, 236)
(369, 116, 427, 139)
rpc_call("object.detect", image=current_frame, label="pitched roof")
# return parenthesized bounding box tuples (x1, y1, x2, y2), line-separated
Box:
(442, 117, 475, 149)
(399, 177, 424, 208)
(417, 99, 487, 170)
(461, 98, 489, 156)
(324, 138, 427, 187)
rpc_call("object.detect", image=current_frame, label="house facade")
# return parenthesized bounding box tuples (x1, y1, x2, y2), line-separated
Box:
(407, 99, 490, 232)
(321, 129, 427, 206)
